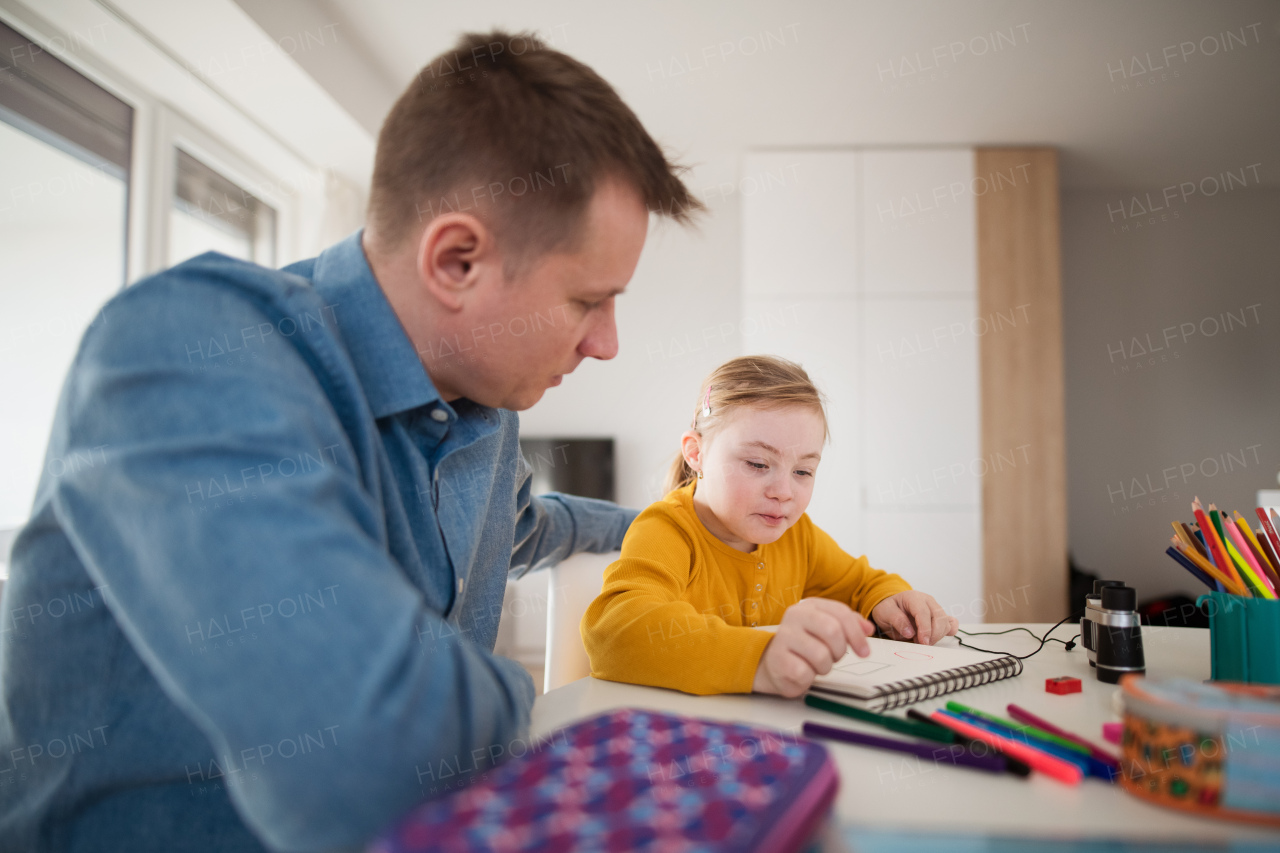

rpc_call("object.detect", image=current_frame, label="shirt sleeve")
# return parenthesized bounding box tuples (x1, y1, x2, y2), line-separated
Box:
(580, 508, 772, 695)
(509, 452, 638, 580)
(801, 517, 913, 616)
(49, 278, 534, 851)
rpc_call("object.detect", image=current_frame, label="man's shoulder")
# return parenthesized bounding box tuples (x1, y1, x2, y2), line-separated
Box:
(85, 252, 340, 365)
(113, 252, 319, 318)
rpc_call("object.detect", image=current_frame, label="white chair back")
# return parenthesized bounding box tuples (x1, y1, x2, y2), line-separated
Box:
(543, 550, 619, 693)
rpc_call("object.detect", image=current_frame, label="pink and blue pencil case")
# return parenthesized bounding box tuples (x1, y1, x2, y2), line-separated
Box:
(369, 708, 837, 853)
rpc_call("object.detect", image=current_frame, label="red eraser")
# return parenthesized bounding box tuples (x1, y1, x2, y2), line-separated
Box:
(1046, 676, 1082, 695)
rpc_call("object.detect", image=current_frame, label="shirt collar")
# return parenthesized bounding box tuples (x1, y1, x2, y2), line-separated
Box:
(308, 230, 439, 419)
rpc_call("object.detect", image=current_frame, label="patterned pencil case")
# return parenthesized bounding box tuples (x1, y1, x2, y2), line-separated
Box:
(369, 707, 838, 853)
(1118, 675, 1280, 827)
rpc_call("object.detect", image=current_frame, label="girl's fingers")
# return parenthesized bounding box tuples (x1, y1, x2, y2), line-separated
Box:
(801, 598, 871, 658)
(801, 610, 850, 662)
(781, 629, 835, 676)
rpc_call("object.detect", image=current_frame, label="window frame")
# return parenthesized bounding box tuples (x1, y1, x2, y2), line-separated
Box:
(0, 2, 305, 285)
(0, 1, 312, 562)
(154, 106, 297, 272)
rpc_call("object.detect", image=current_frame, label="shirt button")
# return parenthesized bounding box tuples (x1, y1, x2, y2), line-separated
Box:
(750, 621, 758, 627)
(430, 408, 448, 423)
(757, 562, 764, 570)
(755, 583, 762, 591)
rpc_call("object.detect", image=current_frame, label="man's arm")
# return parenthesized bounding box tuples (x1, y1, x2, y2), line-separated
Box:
(508, 450, 637, 579)
(52, 277, 532, 851)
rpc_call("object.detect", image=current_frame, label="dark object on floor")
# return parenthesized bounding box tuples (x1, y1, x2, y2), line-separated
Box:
(1139, 594, 1211, 629)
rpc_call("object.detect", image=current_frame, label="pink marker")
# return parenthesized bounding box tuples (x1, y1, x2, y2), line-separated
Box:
(929, 711, 1082, 785)
(1007, 703, 1120, 769)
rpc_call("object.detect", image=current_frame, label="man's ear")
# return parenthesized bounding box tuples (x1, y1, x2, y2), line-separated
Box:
(680, 430, 703, 474)
(415, 213, 500, 311)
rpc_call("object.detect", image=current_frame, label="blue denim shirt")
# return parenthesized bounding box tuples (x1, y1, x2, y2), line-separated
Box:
(0, 231, 636, 852)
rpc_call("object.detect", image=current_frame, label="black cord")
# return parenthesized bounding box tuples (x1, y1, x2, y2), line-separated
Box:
(954, 610, 1083, 660)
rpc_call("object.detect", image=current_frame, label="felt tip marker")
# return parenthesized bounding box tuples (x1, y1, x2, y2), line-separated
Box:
(929, 711, 1083, 785)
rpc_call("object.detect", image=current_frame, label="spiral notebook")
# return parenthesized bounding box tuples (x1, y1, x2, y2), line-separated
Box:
(807, 636, 1023, 712)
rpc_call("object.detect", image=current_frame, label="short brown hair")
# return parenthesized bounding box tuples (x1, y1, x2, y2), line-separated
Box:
(665, 355, 829, 494)
(367, 30, 703, 268)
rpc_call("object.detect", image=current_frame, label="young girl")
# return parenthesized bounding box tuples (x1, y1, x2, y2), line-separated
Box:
(581, 355, 959, 697)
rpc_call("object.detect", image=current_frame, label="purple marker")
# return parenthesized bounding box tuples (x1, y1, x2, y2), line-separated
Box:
(802, 722, 1006, 774)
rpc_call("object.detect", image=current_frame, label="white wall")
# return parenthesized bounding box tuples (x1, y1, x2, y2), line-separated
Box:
(1062, 186, 1280, 602)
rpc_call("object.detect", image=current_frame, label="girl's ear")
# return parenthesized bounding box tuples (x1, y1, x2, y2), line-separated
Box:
(679, 429, 703, 474)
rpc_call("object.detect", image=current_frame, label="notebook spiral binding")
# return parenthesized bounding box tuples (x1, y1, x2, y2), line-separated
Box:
(873, 656, 1024, 710)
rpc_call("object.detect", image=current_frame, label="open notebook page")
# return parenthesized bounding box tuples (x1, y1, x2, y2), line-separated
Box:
(753, 626, 1009, 700)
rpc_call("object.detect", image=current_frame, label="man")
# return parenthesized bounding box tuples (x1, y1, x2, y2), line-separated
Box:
(0, 30, 700, 852)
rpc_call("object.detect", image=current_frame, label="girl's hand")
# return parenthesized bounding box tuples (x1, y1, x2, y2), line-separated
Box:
(751, 598, 875, 698)
(871, 591, 959, 645)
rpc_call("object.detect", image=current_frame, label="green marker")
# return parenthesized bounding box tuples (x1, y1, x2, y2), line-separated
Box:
(804, 694, 956, 744)
(944, 701, 1091, 754)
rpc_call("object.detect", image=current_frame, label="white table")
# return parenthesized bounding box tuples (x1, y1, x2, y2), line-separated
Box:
(531, 623, 1280, 846)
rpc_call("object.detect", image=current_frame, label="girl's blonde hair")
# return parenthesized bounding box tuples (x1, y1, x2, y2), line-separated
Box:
(664, 355, 829, 494)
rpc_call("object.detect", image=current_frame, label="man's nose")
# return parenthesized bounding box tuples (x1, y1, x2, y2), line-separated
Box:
(578, 298, 619, 361)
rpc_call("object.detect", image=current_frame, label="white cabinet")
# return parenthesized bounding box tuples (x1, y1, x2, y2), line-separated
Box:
(742, 152, 859, 297)
(861, 150, 976, 295)
(742, 149, 982, 618)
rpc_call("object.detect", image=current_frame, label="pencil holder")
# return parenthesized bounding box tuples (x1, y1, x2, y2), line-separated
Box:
(1197, 593, 1280, 685)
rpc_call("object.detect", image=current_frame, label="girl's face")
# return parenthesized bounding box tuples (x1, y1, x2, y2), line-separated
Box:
(682, 404, 825, 552)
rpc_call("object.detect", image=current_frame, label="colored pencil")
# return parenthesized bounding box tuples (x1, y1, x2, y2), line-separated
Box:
(1224, 521, 1278, 599)
(1194, 498, 1241, 587)
(1176, 521, 1207, 556)
(1191, 526, 1225, 591)
(1234, 513, 1280, 587)
(1257, 529, 1280, 583)
(1166, 545, 1216, 591)
(1171, 539, 1250, 596)
(1172, 521, 1201, 556)
(801, 721, 1005, 774)
(1222, 536, 1265, 596)
(1235, 513, 1275, 568)
(1256, 508, 1280, 571)
(929, 711, 1083, 785)
(1006, 704, 1121, 770)
(1210, 504, 1252, 585)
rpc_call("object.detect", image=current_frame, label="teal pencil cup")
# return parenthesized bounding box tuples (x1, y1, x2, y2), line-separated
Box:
(1197, 592, 1280, 684)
